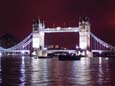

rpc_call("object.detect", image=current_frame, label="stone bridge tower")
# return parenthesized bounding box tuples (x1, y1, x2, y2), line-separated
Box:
(79, 16, 90, 50)
(32, 18, 45, 50)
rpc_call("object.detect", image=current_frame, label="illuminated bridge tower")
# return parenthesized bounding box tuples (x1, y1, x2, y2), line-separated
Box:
(79, 17, 90, 51)
(32, 18, 45, 56)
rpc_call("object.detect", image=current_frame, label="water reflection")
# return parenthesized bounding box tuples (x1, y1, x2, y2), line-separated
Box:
(0, 56, 114, 86)
(20, 56, 26, 86)
(73, 58, 91, 85)
(1, 56, 22, 86)
(98, 57, 111, 86)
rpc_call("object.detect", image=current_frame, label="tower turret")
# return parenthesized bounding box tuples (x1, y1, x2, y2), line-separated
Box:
(32, 19, 38, 32)
(79, 16, 90, 32)
(38, 18, 45, 29)
(32, 18, 45, 32)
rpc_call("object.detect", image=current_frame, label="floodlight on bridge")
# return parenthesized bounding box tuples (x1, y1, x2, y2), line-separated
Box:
(56, 27, 61, 30)
(21, 50, 26, 54)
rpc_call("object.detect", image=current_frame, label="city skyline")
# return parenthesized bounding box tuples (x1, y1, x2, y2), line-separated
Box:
(0, 0, 115, 45)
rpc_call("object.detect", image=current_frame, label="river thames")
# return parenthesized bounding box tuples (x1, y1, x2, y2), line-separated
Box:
(0, 56, 115, 86)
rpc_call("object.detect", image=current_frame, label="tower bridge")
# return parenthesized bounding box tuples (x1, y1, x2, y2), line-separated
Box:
(32, 16, 90, 51)
(0, 16, 115, 57)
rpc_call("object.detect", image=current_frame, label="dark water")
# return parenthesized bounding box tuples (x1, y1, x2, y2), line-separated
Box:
(0, 56, 115, 86)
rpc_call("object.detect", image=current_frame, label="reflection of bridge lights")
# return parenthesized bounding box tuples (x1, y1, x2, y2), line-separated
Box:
(80, 57, 90, 64)
(20, 82, 25, 86)
(98, 57, 103, 84)
(99, 57, 102, 64)
(20, 56, 25, 85)
(21, 56, 25, 65)
(0, 52, 2, 56)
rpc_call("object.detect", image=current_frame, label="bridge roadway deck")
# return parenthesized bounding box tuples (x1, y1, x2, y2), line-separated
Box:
(0, 49, 86, 53)
(0, 50, 30, 53)
(1, 49, 110, 53)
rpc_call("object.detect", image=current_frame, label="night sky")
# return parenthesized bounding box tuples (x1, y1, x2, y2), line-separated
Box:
(0, 0, 115, 47)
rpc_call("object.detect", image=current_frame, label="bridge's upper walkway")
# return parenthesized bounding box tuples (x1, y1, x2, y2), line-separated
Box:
(38, 27, 79, 33)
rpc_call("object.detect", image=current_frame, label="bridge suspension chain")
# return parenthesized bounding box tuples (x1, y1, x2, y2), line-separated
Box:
(90, 32, 115, 50)
(0, 33, 32, 51)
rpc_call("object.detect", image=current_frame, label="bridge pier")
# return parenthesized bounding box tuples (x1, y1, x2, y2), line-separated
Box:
(34, 49, 48, 57)
(86, 50, 93, 57)
(30, 47, 48, 57)
(76, 50, 93, 57)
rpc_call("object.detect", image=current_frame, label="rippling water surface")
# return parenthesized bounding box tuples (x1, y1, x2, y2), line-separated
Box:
(0, 56, 115, 86)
